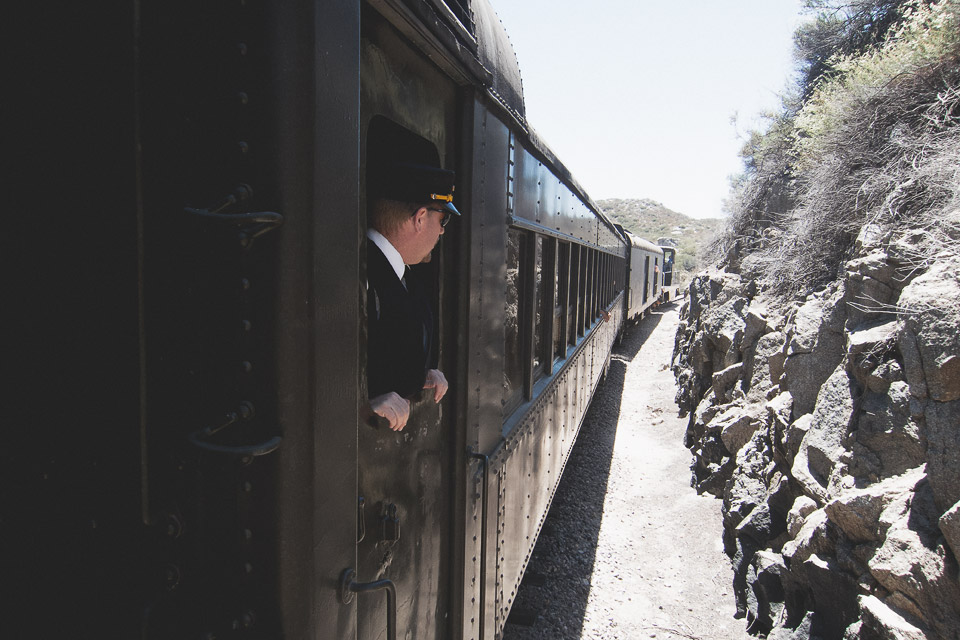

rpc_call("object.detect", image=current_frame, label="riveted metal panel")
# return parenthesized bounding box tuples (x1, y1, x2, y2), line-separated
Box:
(461, 99, 511, 640)
(274, 4, 361, 639)
(512, 144, 540, 224)
(537, 168, 559, 229)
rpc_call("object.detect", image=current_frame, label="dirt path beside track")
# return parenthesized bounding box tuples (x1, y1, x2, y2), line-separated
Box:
(503, 302, 752, 640)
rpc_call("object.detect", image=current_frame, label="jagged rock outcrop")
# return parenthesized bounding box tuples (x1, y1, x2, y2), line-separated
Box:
(673, 223, 960, 639)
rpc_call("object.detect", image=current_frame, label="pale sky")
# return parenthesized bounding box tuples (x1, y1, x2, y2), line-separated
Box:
(492, 1, 806, 219)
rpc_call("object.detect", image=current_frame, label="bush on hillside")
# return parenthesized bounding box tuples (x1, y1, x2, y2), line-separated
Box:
(717, 0, 960, 300)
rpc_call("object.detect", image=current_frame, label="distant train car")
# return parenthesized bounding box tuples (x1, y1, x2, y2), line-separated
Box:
(7, 2, 630, 640)
(622, 232, 665, 321)
(658, 243, 681, 301)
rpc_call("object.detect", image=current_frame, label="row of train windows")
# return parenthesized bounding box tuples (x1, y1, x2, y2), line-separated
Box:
(503, 228, 625, 417)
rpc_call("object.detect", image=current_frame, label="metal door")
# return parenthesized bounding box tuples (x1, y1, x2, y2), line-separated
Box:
(355, 7, 463, 638)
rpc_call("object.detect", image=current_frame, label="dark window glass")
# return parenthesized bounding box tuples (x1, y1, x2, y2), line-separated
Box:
(590, 250, 596, 320)
(600, 253, 607, 308)
(654, 257, 660, 296)
(569, 245, 581, 342)
(504, 229, 523, 413)
(555, 242, 569, 360)
(579, 249, 590, 332)
(533, 235, 545, 376)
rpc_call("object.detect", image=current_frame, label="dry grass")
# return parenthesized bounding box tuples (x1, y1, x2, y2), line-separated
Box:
(716, 0, 960, 302)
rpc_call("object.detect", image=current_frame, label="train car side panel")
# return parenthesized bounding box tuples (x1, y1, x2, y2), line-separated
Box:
(462, 99, 513, 640)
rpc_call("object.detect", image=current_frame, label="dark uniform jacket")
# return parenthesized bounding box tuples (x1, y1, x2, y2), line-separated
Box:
(367, 240, 435, 399)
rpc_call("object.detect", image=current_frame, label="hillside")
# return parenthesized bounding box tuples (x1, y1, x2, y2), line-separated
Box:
(675, 2, 960, 639)
(597, 198, 722, 282)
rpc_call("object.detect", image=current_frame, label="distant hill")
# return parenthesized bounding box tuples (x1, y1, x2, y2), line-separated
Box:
(597, 198, 723, 283)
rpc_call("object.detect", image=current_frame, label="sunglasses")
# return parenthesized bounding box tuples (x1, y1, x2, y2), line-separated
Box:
(427, 207, 451, 227)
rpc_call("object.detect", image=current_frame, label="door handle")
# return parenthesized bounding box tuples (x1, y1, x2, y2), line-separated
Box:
(339, 569, 396, 640)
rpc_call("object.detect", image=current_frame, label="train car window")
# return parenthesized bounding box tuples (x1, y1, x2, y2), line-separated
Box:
(532, 235, 545, 378)
(534, 236, 556, 381)
(643, 255, 650, 304)
(576, 246, 587, 337)
(601, 253, 608, 308)
(568, 244, 580, 345)
(592, 250, 600, 318)
(582, 249, 593, 328)
(504, 228, 524, 415)
(654, 257, 660, 297)
(554, 241, 568, 361)
(605, 255, 611, 305)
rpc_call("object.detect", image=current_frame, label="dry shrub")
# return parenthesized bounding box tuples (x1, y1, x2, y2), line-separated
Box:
(721, 0, 960, 300)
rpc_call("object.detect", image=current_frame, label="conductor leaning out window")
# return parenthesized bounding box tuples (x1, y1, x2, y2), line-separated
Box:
(366, 162, 460, 431)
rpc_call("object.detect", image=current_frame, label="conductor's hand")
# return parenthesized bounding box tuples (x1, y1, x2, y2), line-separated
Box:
(423, 369, 448, 403)
(370, 392, 411, 431)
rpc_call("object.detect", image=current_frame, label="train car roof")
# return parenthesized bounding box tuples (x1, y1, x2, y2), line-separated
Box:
(473, 1, 622, 236)
(383, 0, 620, 237)
(624, 232, 664, 254)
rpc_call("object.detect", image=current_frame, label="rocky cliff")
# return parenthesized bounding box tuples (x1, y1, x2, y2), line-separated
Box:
(673, 218, 960, 639)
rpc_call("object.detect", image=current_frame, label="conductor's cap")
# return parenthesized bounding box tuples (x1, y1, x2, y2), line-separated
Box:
(379, 162, 461, 216)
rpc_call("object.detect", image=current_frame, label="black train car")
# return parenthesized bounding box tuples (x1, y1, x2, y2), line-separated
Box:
(5, 1, 628, 639)
(659, 244, 680, 301)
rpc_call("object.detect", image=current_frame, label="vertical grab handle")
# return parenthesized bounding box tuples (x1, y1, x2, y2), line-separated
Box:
(468, 448, 490, 640)
(339, 569, 397, 640)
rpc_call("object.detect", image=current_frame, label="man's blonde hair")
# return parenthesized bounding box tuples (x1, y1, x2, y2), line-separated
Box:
(370, 198, 424, 237)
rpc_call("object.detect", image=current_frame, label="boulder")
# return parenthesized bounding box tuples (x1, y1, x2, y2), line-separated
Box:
(766, 391, 794, 457)
(686, 269, 743, 327)
(784, 413, 812, 467)
(708, 403, 764, 456)
(897, 261, 960, 402)
(791, 365, 859, 502)
(939, 500, 960, 563)
(823, 468, 925, 544)
(856, 595, 929, 640)
(782, 509, 833, 566)
(866, 477, 960, 637)
(747, 330, 787, 401)
(784, 285, 847, 416)
(854, 222, 890, 255)
(725, 435, 776, 530)
(786, 496, 818, 539)
(735, 473, 792, 547)
(703, 296, 749, 370)
(743, 305, 771, 351)
(866, 359, 904, 394)
(792, 553, 860, 638)
(844, 251, 897, 329)
(853, 383, 925, 480)
(924, 398, 960, 512)
(846, 319, 899, 387)
(846, 250, 896, 287)
(767, 613, 814, 640)
(712, 361, 744, 403)
(746, 550, 788, 635)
